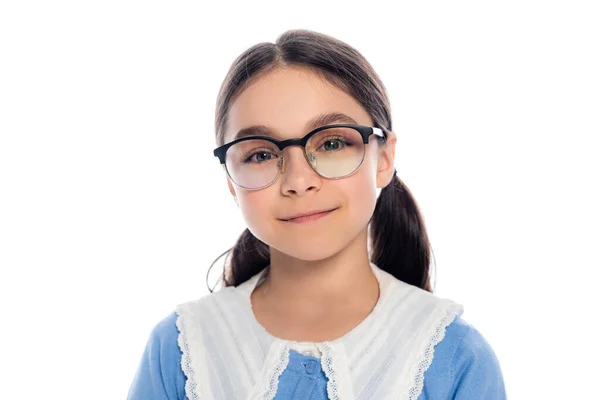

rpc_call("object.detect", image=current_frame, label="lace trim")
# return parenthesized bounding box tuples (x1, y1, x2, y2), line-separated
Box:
(318, 343, 342, 400)
(253, 340, 291, 400)
(175, 311, 201, 400)
(406, 302, 464, 400)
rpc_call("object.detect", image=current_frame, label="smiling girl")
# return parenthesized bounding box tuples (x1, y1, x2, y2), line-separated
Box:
(128, 29, 506, 399)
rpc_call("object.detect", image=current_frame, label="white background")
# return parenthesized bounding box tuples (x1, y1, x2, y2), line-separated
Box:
(1, 0, 598, 398)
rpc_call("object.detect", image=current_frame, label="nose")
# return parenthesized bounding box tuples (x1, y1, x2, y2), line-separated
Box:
(279, 146, 321, 196)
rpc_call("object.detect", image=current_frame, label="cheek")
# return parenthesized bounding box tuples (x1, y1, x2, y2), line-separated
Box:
(338, 168, 379, 223)
(347, 178, 378, 212)
(364, 143, 382, 172)
(238, 192, 266, 218)
(236, 190, 277, 240)
(351, 147, 382, 212)
(353, 145, 380, 190)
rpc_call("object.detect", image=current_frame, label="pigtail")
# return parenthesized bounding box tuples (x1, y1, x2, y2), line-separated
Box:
(207, 229, 269, 291)
(370, 174, 433, 292)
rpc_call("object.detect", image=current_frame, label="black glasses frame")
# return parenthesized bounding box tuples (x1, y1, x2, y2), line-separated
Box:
(213, 124, 386, 164)
(213, 124, 386, 190)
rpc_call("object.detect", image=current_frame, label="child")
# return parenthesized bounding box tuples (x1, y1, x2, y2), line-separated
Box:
(127, 29, 506, 399)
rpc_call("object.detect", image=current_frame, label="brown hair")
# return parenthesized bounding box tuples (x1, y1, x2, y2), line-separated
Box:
(209, 29, 433, 292)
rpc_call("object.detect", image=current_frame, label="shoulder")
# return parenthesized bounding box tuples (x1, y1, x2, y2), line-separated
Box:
(146, 312, 185, 380)
(449, 318, 506, 392)
(150, 311, 180, 344)
(127, 312, 187, 400)
(447, 317, 499, 357)
(438, 316, 481, 356)
(422, 316, 506, 399)
(445, 317, 504, 379)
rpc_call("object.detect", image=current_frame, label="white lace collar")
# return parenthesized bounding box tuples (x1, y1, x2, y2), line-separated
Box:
(176, 262, 463, 400)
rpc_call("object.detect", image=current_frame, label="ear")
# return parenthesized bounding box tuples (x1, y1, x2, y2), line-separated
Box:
(227, 177, 239, 206)
(376, 130, 397, 188)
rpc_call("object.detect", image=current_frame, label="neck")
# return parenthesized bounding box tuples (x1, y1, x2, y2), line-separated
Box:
(252, 229, 379, 317)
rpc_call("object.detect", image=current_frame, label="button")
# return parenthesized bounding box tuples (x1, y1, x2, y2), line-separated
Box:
(304, 360, 318, 374)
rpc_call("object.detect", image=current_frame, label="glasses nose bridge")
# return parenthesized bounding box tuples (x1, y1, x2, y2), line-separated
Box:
(278, 137, 312, 173)
(279, 137, 307, 152)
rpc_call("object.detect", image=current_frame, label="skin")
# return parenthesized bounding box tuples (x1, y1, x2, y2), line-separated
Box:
(224, 66, 397, 342)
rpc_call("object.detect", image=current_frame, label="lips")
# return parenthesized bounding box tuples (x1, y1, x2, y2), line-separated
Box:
(281, 208, 337, 222)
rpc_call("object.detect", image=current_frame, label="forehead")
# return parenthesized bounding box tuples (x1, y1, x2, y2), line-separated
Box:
(225, 67, 373, 142)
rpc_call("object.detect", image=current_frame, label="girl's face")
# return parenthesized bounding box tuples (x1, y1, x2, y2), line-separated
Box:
(224, 66, 396, 261)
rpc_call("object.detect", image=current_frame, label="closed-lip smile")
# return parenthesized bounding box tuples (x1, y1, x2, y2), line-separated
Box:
(280, 208, 338, 222)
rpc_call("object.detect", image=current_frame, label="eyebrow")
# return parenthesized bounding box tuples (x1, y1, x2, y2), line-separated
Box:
(232, 112, 359, 141)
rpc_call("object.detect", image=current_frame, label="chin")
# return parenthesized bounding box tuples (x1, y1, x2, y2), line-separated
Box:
(263, 228, 353, 262)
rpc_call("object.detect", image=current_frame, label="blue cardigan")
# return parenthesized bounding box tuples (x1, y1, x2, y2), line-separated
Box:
(128, 312, 506, 399)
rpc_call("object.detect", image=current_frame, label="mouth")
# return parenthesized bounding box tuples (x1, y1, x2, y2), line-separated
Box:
(280, 208, 338, 223)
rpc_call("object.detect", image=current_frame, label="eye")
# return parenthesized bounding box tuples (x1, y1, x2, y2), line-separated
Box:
(317, 137, 352, 151)
(243, 150, 279, 163)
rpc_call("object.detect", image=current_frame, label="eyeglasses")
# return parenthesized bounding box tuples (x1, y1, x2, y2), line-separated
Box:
(213, 124, 386, 190)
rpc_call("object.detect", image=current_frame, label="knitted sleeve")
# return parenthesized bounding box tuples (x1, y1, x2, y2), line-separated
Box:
(127, 312, 187, 400)
(417, 316, 505, 399)
(448, 319, 506, 399)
